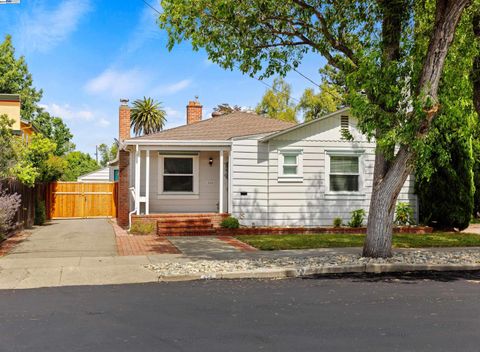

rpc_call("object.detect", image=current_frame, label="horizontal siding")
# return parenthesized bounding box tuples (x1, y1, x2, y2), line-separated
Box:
(231, 116, 418, 227)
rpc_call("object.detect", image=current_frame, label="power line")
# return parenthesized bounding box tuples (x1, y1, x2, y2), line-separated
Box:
(142, 0, 161, 15)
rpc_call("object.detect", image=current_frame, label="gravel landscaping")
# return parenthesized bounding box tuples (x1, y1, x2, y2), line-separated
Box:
(145, 249, 480, 277)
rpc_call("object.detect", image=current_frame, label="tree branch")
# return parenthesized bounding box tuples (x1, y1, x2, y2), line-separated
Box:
(291, 0, 357, 65)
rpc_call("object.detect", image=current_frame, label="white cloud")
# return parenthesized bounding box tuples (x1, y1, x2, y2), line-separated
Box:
(96, 118, 111, 127)
(17, 0, 91, 52)
(164, 107, 180, 118)
(39, 103, 94, 121)
(152, 79, 192, 95)
(84, 68, 150, 98)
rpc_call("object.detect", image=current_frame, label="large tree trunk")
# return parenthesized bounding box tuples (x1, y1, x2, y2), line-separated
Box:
(363, 147, 413, 257)
(363, 0, 470, 258)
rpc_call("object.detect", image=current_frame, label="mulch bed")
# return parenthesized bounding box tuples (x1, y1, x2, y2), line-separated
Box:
(0, 231, 31, 256)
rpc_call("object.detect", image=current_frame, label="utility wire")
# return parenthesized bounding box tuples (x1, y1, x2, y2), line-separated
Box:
(142, 0, 161, 15)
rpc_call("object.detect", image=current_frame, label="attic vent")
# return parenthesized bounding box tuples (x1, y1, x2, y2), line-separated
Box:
(340, 116, 349, 130)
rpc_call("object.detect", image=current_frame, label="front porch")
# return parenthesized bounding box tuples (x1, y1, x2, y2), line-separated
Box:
(128, 143, 232, 233)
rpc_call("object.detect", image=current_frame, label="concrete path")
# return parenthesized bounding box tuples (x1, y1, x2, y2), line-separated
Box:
(168, 236, 241, 258)
(6, 219, 117, 258)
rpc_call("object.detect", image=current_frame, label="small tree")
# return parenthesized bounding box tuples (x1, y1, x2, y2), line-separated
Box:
(131, 97, 167, 136)
(98, 141, 119, 167)
(60, 151, 100, 181)
(255, 77, 296, 122)
(297, 82, 345, 122)
(212, 103, 242, 115)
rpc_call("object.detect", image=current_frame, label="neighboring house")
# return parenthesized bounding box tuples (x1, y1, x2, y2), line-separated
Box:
(0, 94, 37, 142)
(116, 99, 417, 229)
(77, 160, 119, 182)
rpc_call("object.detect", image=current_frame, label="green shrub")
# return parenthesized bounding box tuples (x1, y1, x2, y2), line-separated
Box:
(348, 209, 365, 228)
(220, 216, 240, 229)
(130, 221, 156, 235)
(34, 200, 46, 226)
(416, 120, 474, 231)
(395, 202, 415, 226)
(333, 217, 342, 228)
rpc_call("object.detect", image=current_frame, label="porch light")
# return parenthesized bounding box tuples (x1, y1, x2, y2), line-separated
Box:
(209, 157, 213, 166)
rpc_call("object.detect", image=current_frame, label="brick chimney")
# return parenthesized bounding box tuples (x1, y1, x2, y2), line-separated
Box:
(186, 97, 202, 124)
(117, 98, 130, 228)
(119, 98, 131, 141)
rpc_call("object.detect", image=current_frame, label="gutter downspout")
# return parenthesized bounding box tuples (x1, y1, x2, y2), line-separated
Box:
(128, 187, 137, 231)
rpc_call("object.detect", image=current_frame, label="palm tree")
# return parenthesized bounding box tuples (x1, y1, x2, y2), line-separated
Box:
(130, 97, 167, 136)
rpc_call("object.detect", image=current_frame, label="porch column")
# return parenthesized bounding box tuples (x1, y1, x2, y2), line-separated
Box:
(145, 149, 150, 215)
(134, 145, 141, 215)
(219, 149, 224, 213)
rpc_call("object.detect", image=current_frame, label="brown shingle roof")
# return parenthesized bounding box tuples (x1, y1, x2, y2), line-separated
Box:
(130, 112, 295, 141)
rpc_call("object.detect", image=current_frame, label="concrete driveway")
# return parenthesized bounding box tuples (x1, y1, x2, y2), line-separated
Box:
(6, 219, 117, 258)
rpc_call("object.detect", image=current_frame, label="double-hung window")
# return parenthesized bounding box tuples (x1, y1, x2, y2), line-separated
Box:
(278, 149, 303, 182)
(159, 154, 199, 196)
(328, 154, 361, 192)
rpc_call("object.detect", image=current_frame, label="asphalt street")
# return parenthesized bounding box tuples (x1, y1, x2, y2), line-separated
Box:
(0, 272, 479, 351)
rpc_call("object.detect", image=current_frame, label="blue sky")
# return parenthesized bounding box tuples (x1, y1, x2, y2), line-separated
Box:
(0, 0, 325, 156)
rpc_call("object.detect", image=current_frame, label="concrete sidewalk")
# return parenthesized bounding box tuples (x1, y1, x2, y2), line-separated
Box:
(0, 254, 185, 289)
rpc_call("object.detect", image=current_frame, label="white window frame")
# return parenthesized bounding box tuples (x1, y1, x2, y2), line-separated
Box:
(278, 149, 303, 183)
(325, 150, 364, 196)
(157, 154, 199, 199)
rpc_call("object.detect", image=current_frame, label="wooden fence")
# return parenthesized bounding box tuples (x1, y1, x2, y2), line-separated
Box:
(47, 182, 118, 219)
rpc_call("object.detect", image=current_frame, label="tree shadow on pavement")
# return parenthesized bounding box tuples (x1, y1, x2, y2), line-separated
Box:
(304, 270, 480, 283)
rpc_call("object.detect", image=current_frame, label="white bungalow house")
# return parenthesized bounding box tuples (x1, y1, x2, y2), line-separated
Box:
(116, 99, 417, 232)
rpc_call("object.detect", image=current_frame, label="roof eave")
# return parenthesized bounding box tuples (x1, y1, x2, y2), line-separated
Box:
(123, 139, 233, 147)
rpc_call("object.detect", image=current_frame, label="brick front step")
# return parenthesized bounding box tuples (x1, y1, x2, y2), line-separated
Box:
(160, 230, 217, 236)
(158, 226, 214, 234)
(157, 219, 213, 228)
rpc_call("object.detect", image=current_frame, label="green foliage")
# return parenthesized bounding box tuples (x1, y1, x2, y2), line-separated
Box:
(395, 202, 415, 226)
(130, 221, 156, 235)
(348, 209, 366, 228)
(34, 200, 46, 226)
(333, 217, 342, 228)
(220, 216, 240, 229)
(61, 151, 100, 181)
(297, 82, 345, 122)
(10, 134, 60, 186)
(255, 77, 296, 122)
(0, 114, 16, 177)
(416, 135, 474, 231)
(32, 109, 74, 156)
(131, 97, 167, 136)
(0, 35, 42, 121)
(98, 142, 118, 167)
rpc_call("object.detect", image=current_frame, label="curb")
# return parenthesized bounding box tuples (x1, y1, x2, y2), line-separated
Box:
(154, 263, 480, 282)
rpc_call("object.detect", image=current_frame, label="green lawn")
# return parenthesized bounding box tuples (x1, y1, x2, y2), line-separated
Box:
(236, 233, 480, 251)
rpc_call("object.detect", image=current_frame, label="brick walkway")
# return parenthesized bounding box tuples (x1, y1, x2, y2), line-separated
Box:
(0, 231, 31, 256)
(111, 220, 181, 256)
(217, 236, 258, 252)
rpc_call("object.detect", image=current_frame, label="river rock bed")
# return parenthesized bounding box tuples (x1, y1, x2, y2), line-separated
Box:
(145, 249, 480, 277)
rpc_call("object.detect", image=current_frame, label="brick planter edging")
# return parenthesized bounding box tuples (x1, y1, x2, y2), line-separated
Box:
(216, 226, 433, 236)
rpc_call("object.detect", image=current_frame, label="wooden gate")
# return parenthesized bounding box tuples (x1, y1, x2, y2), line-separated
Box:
(47, 182, 118, 219)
